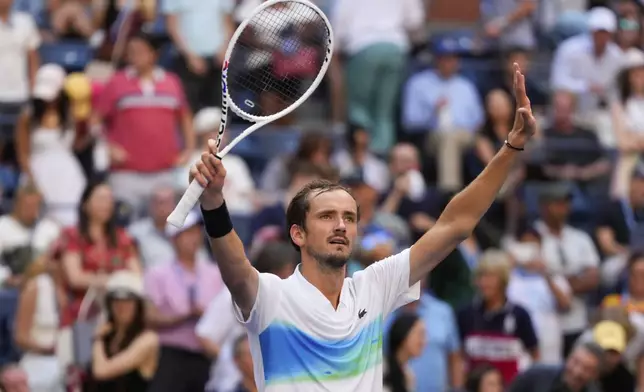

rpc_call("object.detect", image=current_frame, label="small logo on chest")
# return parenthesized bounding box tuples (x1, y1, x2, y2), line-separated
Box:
(358, 309, 367, 319)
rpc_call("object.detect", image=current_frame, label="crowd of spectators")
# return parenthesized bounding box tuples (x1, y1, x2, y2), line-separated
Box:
(1, 0, 644, 391)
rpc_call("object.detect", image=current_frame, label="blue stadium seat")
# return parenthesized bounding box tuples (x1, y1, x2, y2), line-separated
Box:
(252, 128, 301, 160)
(231, 215, 253, 247)
(39, 40, 93, 72)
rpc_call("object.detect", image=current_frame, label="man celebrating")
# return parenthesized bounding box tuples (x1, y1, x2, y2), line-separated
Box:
(189, 64, 536, 391)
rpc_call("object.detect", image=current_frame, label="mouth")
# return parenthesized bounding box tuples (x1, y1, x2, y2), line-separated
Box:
(328, 237, 349, 246)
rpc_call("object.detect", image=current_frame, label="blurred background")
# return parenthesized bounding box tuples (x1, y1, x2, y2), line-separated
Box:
(1, 0, 644, 391)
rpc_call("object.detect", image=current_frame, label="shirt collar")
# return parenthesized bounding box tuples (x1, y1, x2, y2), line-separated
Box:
(125, 66, 165, 81)
(294, 263, 349, 309)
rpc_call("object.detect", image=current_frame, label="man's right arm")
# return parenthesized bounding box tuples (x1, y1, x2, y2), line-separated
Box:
(202, 195, 258, 321)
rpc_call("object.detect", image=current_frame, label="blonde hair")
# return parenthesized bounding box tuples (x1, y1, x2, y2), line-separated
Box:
(474, 249, 512, 288)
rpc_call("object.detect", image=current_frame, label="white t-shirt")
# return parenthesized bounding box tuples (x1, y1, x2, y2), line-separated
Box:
(196, 288, 246, 392)
(232, 248, 420, 391)
(535, 221, 601, 333)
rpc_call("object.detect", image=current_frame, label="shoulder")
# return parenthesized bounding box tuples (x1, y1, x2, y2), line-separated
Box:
(510, 303, 532, 319)
(563, 225, 594, 244)
(116, 228, 134, 245)
(556, 35, 587, 54)
(11, 11, 36, 26)
(134, 330, 159, 352)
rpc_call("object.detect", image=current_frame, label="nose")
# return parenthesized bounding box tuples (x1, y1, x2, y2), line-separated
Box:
(334, 217, 347, 232)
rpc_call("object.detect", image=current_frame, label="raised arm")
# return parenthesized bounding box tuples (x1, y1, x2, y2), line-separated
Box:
(408, 64, 536, 285)
(190, 140, 258, 320)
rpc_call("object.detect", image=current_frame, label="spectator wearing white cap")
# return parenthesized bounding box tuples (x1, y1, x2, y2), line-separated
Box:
(14, 63, 87, 226)
(145, 210, 224, 392)
(88, 270, 159, 391)
(175, 107, 255, 216)
(551, 7, 624, 119)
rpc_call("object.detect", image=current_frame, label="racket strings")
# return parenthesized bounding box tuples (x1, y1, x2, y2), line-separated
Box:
(227, 1, 331, 118)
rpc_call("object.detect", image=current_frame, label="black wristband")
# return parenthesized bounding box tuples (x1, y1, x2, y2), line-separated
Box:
(504, 139, 524, 151)
(201, 202, 233, 238)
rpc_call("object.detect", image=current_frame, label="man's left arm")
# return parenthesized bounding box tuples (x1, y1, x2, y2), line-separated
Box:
(408, 64, 536, 285)
(568, 235, 600, 295)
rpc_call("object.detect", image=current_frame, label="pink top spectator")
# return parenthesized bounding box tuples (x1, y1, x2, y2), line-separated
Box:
(144, 260, 224, 352)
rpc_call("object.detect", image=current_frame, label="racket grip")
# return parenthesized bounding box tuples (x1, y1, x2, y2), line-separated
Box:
(167, 179, 205, 228)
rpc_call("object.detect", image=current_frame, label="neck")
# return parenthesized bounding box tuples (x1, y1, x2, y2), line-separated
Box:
(89, 221, 106, 241)
(300, 259, 345, 309)
(11, 212, 31, 228)
(178, 254, 196, 269)
(0, 9, 9, 20)
(352, 148, 366, 163)
(153, 217, 166, 232)
(594, 45, 606, 58)
(136, 66, 154, 80)
(396, 349, 410, 366)
(242, 376, 257, 392)
(483, 295, 505, 311)
(544, 220, 564, 235)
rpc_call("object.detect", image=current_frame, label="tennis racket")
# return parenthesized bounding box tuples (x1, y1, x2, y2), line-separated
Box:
(167, 0, 334, 228)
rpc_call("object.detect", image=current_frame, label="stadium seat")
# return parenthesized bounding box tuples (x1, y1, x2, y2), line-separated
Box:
(39, 40, 94, 72)
(0, 289, 20, 367)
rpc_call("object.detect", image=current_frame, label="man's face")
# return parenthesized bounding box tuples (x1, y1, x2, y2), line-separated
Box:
(630, 177, 644, 207)
(173, 225, 203, 256)
(540, 199, 571, 224)
(592, 30, 613, 51)
(16, 194, 42, 226)
(436, 55, 459, 77)
(475, 270, 504, 300)
(389, 146, 418, 177)
(127, 38, 156, 70)
(150, 188, 176, 223)
(564, 347, 600, 390)
(294, 189, 359, 270)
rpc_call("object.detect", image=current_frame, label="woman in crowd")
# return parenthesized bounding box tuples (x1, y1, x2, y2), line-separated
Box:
(14, 258, 66, 392)
(259, 131, 333, 193)
(87, 270, 158, 391)
(465, 364, 504, 392)
(15, 64, 87, 227)
(611, 47, 644, 197)
(384, 313, 426, 392)
(60, 181, 141, 326)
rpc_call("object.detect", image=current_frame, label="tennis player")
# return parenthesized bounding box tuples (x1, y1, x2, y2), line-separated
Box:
(190, 64, 536, 391)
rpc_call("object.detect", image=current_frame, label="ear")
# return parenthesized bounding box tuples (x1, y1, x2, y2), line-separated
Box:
(289, 224, 305, 248)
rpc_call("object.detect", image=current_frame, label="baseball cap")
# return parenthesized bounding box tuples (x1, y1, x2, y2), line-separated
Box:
(64, 72, 92, 120)
(588, 7, 617, 33)
(538, 182, 574, 202)
(193, 107, 222, 135)
(106, 271, 144, 299)
(593, 320, 627, 353)
(33, 64, 66, 101)
(622, 48, 644, 71)
(165, 209, 202, 238)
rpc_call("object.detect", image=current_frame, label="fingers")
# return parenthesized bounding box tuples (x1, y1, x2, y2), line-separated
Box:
(190, 164, 209, 188)
(208, 138, 222, 159)
(513, 62, 530, 108)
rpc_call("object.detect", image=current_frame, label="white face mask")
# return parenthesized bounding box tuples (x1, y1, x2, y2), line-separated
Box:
(406, 170, 426, 202)
(507, 242, 541, 265)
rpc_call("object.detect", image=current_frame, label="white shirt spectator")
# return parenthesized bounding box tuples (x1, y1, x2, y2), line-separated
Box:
(233, 249, 420, 391)
(196, 288, 246, 392)
(0, 11, 40, 103)
(535, 221, 601, 334)
(0, 214, 60, 284)
(332, 0, 424, 55)
(507, 269, 571, 364)
(331, 150, 390, 193)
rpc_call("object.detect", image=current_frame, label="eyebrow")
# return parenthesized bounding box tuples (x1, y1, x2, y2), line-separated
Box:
(317, 209, 357, 217)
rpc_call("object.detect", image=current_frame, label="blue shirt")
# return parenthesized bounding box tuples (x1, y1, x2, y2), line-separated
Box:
(384, 293, 460, 392)
(162, 0, 234, 56)
(402, 70, 483, 134)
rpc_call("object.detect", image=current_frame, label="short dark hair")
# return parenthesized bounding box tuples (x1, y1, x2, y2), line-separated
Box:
(285, 179, 359, 251)
(253, 242, 298, 274)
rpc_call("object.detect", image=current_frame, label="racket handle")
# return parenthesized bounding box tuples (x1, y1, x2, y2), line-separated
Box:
(167, 179, 205, 227)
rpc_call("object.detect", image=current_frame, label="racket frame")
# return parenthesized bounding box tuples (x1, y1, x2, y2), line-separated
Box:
(167, 0, 334, 227)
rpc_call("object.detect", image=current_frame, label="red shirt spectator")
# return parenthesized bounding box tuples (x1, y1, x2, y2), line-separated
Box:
(96, 67, 189, 173)
(58, 226, 136, 326)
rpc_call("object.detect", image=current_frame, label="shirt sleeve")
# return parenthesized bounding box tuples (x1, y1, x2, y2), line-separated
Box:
(231, 272, 283, 334)
(515, 306, 539, 351)
(354, 248, 420, 316)
(196, 289, 237, 344)
(24, 14, 41, 50)
(95, 77, 118, 122)
(446, 306, 461, 352)
(550, 40, 590, 93)
(402, 75, 435, 132)
(143, 269, 164, 307)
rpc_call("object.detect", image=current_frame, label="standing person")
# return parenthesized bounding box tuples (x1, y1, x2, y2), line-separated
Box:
(188, 65, 536, 391)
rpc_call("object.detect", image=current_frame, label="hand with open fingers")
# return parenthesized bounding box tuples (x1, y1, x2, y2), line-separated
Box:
(189, 139, 227, 209)
(507, 63, 537, 149)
